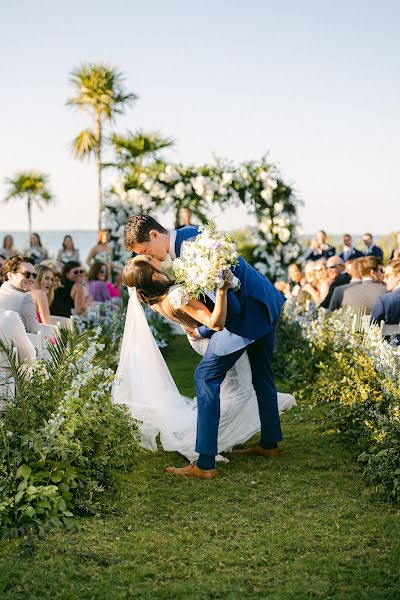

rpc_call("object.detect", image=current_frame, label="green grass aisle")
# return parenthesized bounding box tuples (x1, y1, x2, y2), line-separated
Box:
(0, 336, 399, 599)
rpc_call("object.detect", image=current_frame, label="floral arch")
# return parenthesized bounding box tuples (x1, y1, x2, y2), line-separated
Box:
(104, 158, 303, 279)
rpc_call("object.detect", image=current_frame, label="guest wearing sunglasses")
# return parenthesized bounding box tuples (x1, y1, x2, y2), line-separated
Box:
(50, 262, 93, 318)
(0, 256, 40, 333)
(320, 256, 351, 309)
(88, 262, 111, 303)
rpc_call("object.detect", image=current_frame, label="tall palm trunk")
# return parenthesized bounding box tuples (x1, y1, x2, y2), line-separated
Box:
(94, 112, 103, 230)
(27, 195, 32, 244)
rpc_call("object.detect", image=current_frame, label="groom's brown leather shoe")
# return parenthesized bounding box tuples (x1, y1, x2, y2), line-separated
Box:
(165, 463, 218, 479)
(230, 444, 282, 458)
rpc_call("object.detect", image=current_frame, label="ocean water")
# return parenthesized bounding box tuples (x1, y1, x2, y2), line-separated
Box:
(0, 230, 98, 264)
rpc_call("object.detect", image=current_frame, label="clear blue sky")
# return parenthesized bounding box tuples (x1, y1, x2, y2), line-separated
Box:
(1, 0, 399, 234)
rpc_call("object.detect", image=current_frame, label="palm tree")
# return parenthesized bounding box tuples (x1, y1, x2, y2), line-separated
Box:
(4, 171, 54, 241)
(108, 130, 174, 170)
(67, 63, 138, 230)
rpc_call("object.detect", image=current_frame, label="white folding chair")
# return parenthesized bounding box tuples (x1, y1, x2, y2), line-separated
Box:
(27, 331, 51, 360)
(0, 345, 18, 401)
(380, 321, 400, 337)
(50, 315, 73, 331)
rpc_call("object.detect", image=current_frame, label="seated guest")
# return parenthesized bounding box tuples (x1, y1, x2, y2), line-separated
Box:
(88, 262, 111, 303)
(362, 233, 383, 260)
(390, 232, 400, 260)
(275, 263, 305, 298)
(302, 261, 330, 305)
(107, 271, 122, 298)
(86, 230, 113, 275)
(304, 230, 335, 262)
(2, 235, 19, 259)
(320, 256, 351, 309)
(342, 256, 386, 314)
(56, 235, 80, 266)
(41, 260, 62, 290)
(328, 258, 362, 311)
(0, 256, 40, 333)
(0, 309, 36, 363)
(31, 264, 55, 324)
(370, 260, 400, 326)
(25, 233, 49, 264)
(338, 234, 363, 262)
(51, 262, 93, 318)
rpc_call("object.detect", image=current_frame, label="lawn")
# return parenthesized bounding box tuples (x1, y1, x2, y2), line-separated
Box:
(0, 336, 399, 599)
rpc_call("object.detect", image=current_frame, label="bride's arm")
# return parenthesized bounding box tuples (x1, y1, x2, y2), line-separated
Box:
(180, 274, 232, 331)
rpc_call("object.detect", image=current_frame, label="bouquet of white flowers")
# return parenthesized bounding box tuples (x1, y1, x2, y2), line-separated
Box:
(172, 223, 239, 299)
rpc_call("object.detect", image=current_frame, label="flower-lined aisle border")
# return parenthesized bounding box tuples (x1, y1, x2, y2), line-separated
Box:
(104, 158, 303, 279)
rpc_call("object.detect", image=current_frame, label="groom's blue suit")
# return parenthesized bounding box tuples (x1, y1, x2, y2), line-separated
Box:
(175, 226, 286, 456)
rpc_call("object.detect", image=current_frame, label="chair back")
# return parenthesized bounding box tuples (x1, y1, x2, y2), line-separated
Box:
(50, 315, 73, 330)
(380, 321, 400, 336)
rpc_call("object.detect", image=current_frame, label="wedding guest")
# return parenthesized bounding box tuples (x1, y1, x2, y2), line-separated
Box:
(51, 262, 93, 318)
(111, 270, 123, 296)
(320, 256, 351, 309)
(30, 264, 55, 324)
(25, 233, 49, 264)
(371, 260, 400, 327)
(274, 263, 304, 298)
(86, 230, 113, 274)
(338, 234, 363, 262)
(56, 235, 80, 266)
(304, 230, 335, 262)
(178, 208, 194, 228)
(328, 258, 362, 311)
(2, 235, 19, 259)
(0, 310, 36, 363)
(88, 262, 111, 303)
(342, 256, 386, 314)
(362, 233, 383, 260)
(41, 260, 62, 290)
(0, 256, 40, 333)
(390, 232, 400, 260)
(302, 262, 330, 305)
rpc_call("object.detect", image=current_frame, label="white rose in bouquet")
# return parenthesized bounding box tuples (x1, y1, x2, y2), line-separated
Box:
(172, 223, 239, 299)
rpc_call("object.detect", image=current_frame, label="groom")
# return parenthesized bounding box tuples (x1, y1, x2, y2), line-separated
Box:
(124, 214, 286, 479)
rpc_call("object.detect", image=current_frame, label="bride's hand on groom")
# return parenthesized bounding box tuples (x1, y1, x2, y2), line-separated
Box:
(181, 325, 202, 340)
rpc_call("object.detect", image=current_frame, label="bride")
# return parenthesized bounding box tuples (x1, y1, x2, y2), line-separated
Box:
(112, 255, 295, 463)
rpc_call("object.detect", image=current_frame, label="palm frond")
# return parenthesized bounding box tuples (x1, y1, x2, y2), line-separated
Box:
(108, 130, 174, 170)
(71, 129, 97, 159)
(3, 171, 54, 205)
(45, 327, 93, 386)
(0, 338, 30, 399)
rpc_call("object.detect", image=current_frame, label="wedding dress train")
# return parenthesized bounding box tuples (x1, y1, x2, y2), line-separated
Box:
(112, 288, 296, 462)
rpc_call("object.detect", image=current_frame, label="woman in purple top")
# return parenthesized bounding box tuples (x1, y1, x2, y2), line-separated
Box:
(88, 262, 111, 302)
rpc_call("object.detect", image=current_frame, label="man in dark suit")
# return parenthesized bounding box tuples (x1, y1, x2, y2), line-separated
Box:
(362, 233, 384, 260)
(320, 256, 351, 309)
(338, 234, 363, 262)
(342, 256, 386, 314)
(371, 260, 400, 325)
(328, 258, 362, 311)
(304, 229, 335, 262)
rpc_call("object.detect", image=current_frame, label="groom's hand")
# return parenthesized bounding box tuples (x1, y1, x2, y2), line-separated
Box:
(181, 325, 202, 340)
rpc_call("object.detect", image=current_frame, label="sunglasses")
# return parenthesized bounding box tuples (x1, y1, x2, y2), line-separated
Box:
(72, 269, 85, 275)
(19, 271, 37, 280)
(328, 265, 340, 269)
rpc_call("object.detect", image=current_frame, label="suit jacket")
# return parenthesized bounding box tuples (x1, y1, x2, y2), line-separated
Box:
(342, 280, 387, 315)
(304, 245, 336, 262)
(320, 272, 351, 309)
(363, 245, 384, 260)
(174, 226, 286, 355)
(370, 287, 400, 325)
(328, 280, 362, 311)
(338, 247, 363, 262)
(0, 282, 40, 333)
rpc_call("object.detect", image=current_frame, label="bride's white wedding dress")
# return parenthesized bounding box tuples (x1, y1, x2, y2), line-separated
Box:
(112, 287, 296, 462)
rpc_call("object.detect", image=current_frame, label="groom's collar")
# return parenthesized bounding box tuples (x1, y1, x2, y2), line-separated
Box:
(168, 230, 177, 259)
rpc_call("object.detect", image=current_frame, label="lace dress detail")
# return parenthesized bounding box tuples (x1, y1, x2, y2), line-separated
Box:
(166, 285, 199, 328)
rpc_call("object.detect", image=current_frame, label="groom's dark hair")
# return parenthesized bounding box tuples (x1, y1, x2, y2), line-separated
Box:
(124, 214, 167, 249)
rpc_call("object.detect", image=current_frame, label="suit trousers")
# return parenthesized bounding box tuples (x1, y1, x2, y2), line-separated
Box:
(194, 330, 283, 456)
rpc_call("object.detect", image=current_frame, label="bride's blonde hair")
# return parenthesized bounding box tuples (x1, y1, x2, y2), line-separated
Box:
(122, 258, 173, 304)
